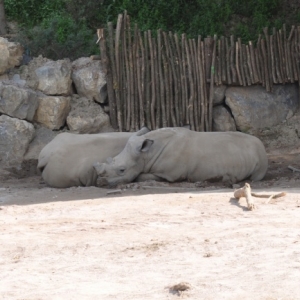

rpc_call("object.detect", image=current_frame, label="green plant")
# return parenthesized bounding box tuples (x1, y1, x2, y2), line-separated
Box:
(4, 0, 65, 27)
(16, 13, 97, 60)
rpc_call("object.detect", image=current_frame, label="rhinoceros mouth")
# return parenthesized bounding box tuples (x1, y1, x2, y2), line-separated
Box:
(96, 176, 121, 188)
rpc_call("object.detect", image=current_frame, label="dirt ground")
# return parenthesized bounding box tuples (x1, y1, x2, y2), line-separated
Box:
(1, 150, 300, 299)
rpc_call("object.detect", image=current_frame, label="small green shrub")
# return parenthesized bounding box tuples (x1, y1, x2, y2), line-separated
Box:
(16, 13, 98, 60)
(4, 0, 65, 27)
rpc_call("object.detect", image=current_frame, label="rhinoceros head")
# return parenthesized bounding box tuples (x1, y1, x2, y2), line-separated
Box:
(93, 128, 153, 187)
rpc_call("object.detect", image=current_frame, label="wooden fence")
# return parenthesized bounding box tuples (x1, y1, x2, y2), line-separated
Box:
(97, 12, 300, 132)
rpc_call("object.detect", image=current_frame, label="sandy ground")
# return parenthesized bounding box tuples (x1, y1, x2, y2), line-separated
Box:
(1, 153, 300, 299)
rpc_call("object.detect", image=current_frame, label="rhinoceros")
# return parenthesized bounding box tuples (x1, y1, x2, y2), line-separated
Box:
(94, 127, 268, 187)
(38, 130, 151, 188)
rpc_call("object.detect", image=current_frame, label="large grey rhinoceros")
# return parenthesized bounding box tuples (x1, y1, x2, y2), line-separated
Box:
(37, 130, 147, 188)
(93, 127, 268, 187)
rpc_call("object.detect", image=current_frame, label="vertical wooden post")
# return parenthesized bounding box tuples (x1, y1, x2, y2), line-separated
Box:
(208, 35, 217, 132)
(97, 28, 118, 130)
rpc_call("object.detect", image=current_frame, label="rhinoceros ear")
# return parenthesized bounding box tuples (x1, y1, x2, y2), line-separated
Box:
(93, 162, 106, 176)
(106, 157, 113, 164)
(135, 126, 150, 136)
(137, 139, 154, 152)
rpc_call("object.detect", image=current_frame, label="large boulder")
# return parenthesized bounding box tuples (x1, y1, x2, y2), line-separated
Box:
(72, 57, 107, 103)
(34, 94, 71, 130)
(213, 105, 236, 131)
(0, 115, 35, 168)
(66, 95, 112, 133)
(0, 37, 23, 75)
(225, 84, 299, 133)
(24, 126, 58, 162)
(20, 56, 72, 95)
(213, 84, 227, 106)
(0, 81, 39, 121)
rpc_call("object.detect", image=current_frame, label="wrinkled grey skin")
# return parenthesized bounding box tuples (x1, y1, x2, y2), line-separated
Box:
(94, 127, 268, 187)
(38, 131, 134, 188)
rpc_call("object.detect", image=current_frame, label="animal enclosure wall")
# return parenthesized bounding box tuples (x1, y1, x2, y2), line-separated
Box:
(98, 12, 300, 132)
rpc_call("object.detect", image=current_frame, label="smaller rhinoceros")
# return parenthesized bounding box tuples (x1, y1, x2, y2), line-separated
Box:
(94, 127, 268, 187)
(38, 129, 150, 188)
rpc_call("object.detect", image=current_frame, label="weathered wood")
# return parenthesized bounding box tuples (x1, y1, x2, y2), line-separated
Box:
(148, 31, 156, 129)
(297, 27, 300, 85)
(238, 38, 246, 86)
(162, 49, 171, 127)
(204, 37, 214, 82)
(246, 44, 254, 83)
(182, 34, 189, 124)
(144, 31, 151, 129)
(287, 25, 295, 83)
(107, 22, 118, 131)
(230, 35, 237, 84)
(114, 14, 124, 130)
(225, 37, 232, 85)
(295, 27, 300, 84)
(137, 29, 145, 127)
(242, 44, 251, 85)
(270, 34, 277, 83)
(291, 32, 298, 81)
(152, 37, 160, 129)
(217, 39, 222, 84)
(133, 24, 140, 130)
(158, 29, 167, 127)
(184, 34, 195, 130)
(123, 16, 131, 131)
(254, 35, 263, 84)
(174, 33, 184, 125)
(278, 29, 286, 82)
(127, 17, 135, 131)
(235, 41, 242, 85)
(191, 38, 200, 131)
(249, 41, 259, 83)
(221, 36, 226, 83)
(283, 24, 290, 82)
(198, 37, 205, 131)
(98, 28, 118, 129)
(168, 32, 180, 126)
(163, 31, 177, 127)
(273, 28, 283, 83)
(261, 38, 270, 92)
(193, 38, 201, 131)
(263, 27, 273, 90)
(201, 41, 209, 131)
(208, 35, 217, 131)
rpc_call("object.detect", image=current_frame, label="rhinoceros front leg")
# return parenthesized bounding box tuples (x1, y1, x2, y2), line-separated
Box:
(135, 173, 164, 182)
(234, 183, 256, 211)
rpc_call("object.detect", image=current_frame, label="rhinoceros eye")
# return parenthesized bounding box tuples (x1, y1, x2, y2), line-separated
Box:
(119, 167, 126, 175)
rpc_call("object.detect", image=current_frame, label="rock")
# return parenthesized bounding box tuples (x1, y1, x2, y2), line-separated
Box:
(213, 85, 227, 105)
(24, 126, 58, 160)
(213, 105, 236, 131)
(0, 81, 39, 121)
(0, 74, 9, 81)
(0, 115, 35, 168)
(11, 74, 26, 87)
(225, 84, 299, 133)
(0, 37, 23, 75)
(66, 95, 112, 133)
(20, 56, 72, 95)
(34, 94, 71, 130)
(72, 57, 107, 103)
